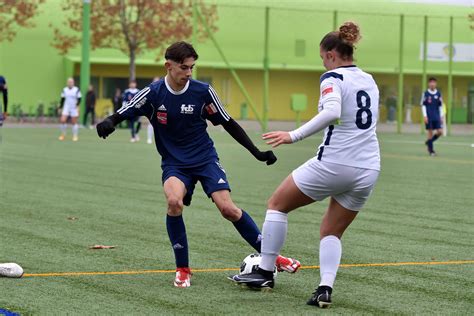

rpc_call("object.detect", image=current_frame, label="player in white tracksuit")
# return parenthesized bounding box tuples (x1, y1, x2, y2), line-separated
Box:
(59, 77, 81, 141)
(231, 22, 380, 308)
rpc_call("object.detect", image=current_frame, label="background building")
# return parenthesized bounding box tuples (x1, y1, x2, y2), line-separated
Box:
(0, 0, 472, 124)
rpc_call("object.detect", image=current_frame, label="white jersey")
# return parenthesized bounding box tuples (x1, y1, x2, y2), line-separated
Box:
(316, 66, 380, 171)
(61, 86, 81, 109)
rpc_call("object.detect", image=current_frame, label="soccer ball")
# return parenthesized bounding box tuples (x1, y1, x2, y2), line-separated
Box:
(0, 263, 24, 278)
(239, 253, 277, 278)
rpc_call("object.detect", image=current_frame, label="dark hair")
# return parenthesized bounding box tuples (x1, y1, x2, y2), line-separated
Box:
(320, 21, 361, 60)
(165, 41, 199, 63)
(428, 77, 437, 82)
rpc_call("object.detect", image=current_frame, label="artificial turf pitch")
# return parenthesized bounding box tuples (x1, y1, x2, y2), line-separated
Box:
(0, 126, 472, 314)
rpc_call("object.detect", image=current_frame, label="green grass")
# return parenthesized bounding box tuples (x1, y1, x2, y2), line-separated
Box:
(0, 126, 473, 315)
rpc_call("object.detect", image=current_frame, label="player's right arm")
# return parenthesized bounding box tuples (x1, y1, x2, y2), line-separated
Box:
(97, 86, 152, 139)
(421, 92, 428, 124)
(263, 75, 342, 147)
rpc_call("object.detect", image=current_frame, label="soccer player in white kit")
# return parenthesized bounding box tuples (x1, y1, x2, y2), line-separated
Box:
(59, 77, 82, 141)
(231, 22, 380, 308)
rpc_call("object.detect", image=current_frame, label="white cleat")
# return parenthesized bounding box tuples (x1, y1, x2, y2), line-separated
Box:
(147, 139, 153, 144)
(0, 263, 24, 278)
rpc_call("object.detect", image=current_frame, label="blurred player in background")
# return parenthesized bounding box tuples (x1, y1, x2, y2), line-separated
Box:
(421, 77, 443, 156)
(0, 75, 8, 126)
(83, 84, 96, 129)
(59, 78, 81, 141)
(123, 80, 140, 142)
(112, 88, 122, 113)
(146, 77, 161, 144)
(231, 22, 380, 309)
(97, 41, 300, 288)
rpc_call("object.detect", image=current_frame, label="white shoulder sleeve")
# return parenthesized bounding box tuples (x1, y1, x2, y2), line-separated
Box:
(289, 77, 342, 142)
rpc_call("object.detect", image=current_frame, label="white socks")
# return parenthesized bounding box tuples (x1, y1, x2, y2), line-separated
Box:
(60, 123, 67, 135)
(72, 124, 79, 137)
(319, 235, 342, 288)
(260, 210, 288, 272)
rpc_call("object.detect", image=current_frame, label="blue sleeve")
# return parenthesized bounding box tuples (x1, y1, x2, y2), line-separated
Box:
(117, 86, 153, 119)
(201, 85, 231, 126)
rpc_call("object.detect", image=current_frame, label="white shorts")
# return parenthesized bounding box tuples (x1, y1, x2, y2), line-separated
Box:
(292, 158, 379, 211)
(62, 106, 79, 118)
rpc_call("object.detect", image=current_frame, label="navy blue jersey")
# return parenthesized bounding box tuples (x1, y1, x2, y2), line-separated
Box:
(117, 77, 230, 167)
(122, 88, 139, 104)
(421, 89, 443, 121)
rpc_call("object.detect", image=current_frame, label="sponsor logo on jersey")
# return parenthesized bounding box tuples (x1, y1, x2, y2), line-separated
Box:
(322, 85, 333, 96)
(157, 111, 167, 125)
(218, 178, 226, 184)
(181, 104, 195, 114)
(158, 104, 167, 111)
(134, 97, 147, 109)
(205, 103, 218, 115)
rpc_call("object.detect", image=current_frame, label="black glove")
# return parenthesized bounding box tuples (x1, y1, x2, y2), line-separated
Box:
(255, 150, 277, 165)
(96, 118, 116, 139)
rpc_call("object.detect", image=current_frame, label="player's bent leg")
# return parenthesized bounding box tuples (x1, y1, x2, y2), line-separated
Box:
(231, 175, 311, 288)
(212, 190, 241, 221)
(267, 174, 315, 213)
(212, 190, 263, 253)
(261, 174, 312, 273)
(163, 177, 191, 287)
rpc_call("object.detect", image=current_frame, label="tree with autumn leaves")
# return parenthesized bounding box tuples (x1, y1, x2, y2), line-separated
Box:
(51, 0, 218, 81)
(0, 0, 44, 42)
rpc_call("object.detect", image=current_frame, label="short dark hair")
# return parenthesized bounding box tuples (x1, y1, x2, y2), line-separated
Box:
(428, 77, 437, 82)
(165, 41, 199, 63)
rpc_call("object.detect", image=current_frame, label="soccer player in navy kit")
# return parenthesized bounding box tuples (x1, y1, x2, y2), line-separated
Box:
(421, 77, 443, 156)
(123, 80, 141, 142)
(97, 41, 300, 288)
(0, 76, 8, 125)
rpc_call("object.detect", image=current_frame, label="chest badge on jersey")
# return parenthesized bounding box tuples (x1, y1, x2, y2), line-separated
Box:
(181, 104, 195, 115)
(157, 104, 167, 125)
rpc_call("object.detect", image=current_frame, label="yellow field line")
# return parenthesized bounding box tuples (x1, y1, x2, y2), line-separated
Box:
(22, 260, 474, 278)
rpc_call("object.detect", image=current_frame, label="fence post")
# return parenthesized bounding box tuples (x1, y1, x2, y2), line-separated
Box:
(447, 16, 454, 136)
(263, 7, 270, 131)
(421, 15, 428, 134)
(397, 14, 405, 134)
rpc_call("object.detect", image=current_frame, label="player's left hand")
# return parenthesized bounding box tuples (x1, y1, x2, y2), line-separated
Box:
(255, 150, 277, 165)
(96, 118, 116, 139)
(263, 131, 292, 148)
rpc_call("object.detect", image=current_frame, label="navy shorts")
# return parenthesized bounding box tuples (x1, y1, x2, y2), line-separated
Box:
(162, 160, 231, 206)
(425, 119, 442, 130)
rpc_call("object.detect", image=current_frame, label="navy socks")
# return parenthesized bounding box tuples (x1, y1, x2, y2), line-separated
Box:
(166, 214, 189, 268)
(232, 210, 262, 252)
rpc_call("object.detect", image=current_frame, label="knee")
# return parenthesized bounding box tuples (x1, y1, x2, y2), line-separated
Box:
(219, 205, 241, 221)
(167, 197, 184, 216)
